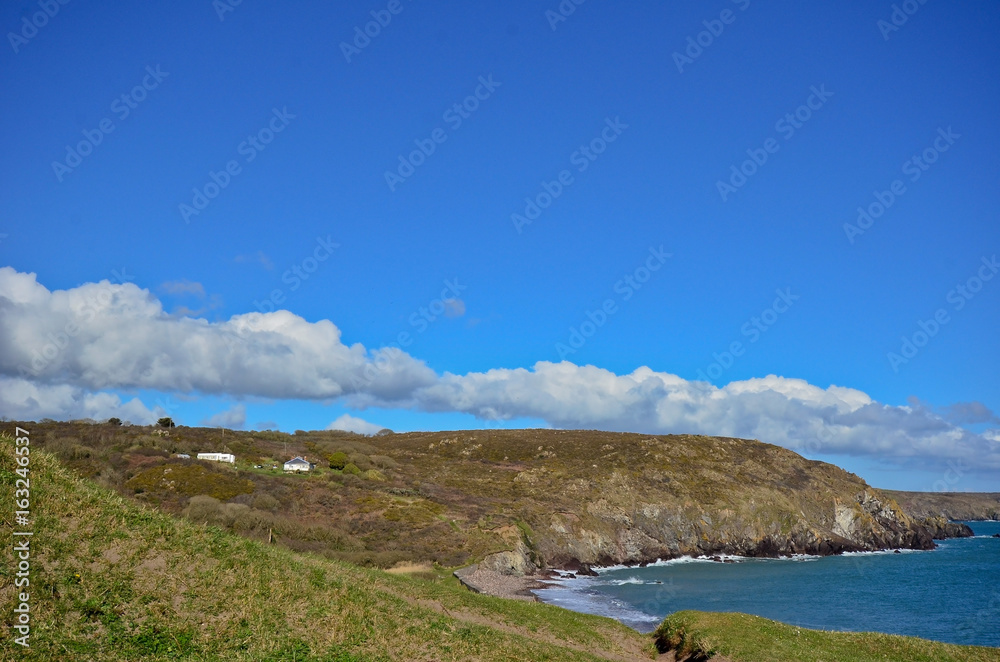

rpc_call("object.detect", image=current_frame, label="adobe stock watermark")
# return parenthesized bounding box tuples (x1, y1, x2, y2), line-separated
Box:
(12, 426, 32, 648)
(887, 254, 997, 372)
(17, 268, 135, 379)
(843, 127, 959, 244)
(716, 84, 833, 202)
(179, 107, 296, 223)
(252, 235, 340, 313)
(672, 0, 751, 74)
(555, 245, 671, 360)
(512, 116, 628, 234)
(877, 0, 931, 41)
(341, 0, 409, 62)
(348, 278, 468, 393)
(384, 75, 501, 192)
(213, 0, 245, 21)
(696, 287, 799, 382)
(7, 0, 72, 54)
(52, 66, 169, 183)
(545, 0, 590, 31)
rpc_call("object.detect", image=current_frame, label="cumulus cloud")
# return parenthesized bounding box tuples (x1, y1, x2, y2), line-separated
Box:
(2, 267, 998, 473)
(202, 404, 246, 429)
(327, 413, 384, 436)
(0, 267, 436, 400)
(0, 376, 158, 424)
(940, 401, 1000, 425)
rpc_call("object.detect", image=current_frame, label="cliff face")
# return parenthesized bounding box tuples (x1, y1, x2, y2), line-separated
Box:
(375, 430, 962, 573)
(526, 485, 941, 571)
(884, 490, 1000, 522)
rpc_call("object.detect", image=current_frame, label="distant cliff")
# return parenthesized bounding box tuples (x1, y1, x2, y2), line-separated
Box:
(363, 430, 972, 572)
(885, 490, 1000, 522)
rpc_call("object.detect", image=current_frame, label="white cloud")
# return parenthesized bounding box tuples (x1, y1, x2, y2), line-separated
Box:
(1, 267, 997, 473)
(0, 267, 435, 400)
(327, 413, 384, 435)
(202, 404, 246, 429)
(0, 376, 157, 424)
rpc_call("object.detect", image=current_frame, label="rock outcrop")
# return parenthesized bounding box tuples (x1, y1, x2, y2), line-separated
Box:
(917, 515, 974, 540)
(516, 488, 941, 571)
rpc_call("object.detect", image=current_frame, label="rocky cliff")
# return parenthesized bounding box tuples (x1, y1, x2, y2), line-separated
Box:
(375, 430, 973, 574)
(884, 490, 1000, 522)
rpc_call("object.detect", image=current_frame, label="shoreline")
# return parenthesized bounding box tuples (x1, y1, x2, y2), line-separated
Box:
(454, 548, 931, 603)
(453, 564, 555, 601)
(454, 520, 989, 603)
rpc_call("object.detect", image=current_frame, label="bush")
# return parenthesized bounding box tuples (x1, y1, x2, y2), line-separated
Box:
(157, 417, 175, 429)
(369, 455, 399, 470)
(342, 463, 362, 476)
(183, 495, 223, 523)
(253, 493, 281, 511)
(363, 469, 387, 482)
(348, 453, 373, 472)
(327, 452, 349, 470)
(107, 417, 122, 426)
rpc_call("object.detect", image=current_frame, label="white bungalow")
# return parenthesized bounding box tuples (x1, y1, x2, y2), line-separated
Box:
(197, 452, 235, 464)
(283, 457, 314, 472)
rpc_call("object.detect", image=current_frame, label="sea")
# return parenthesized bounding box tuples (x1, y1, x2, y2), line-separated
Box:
(532, 521, 1000, 647)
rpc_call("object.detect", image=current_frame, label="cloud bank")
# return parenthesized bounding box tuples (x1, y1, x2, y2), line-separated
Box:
(1, 267, 996, 471)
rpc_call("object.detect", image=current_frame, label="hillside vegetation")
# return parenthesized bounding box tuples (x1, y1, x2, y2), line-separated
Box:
(2, 438, 997, 661)
(10, 422, 972, 573)
(655, 612, 1000, 662)
(0, 440, 654, 661)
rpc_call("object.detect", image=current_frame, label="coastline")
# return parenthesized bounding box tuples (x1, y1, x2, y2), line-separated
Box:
(454, 523, 1000, 648)
(454, 548, 936, 611)
(453, 564, 553, 601)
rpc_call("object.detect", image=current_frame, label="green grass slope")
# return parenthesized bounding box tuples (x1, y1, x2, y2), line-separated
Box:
(654, 611, 1000, 662)
(0, 440, 653, 661)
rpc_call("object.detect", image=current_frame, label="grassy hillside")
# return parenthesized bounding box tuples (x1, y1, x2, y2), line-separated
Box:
(2, 435, 997, 661)
(654, 612, 1000, 662)
(0, 439, 653, 661)
(11, 422, 957, 573)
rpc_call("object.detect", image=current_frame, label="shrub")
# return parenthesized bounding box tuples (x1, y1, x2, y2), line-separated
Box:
(327, 452, 349, 470)
(343, 463, 362, 476)
(348, 453, 373, 472)
(363, 469, 387, 482)
(369, 455, 399, 470)
(107, 417, 122, 426)
(253, 493, 281, 511)
(183, 495, 223, 523)
(157, 417, 176, 429)
(126, 464, 254, 500)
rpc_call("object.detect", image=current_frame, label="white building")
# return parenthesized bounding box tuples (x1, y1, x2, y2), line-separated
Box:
(197, 452, 235, 464)
(283, 457, 314, 472)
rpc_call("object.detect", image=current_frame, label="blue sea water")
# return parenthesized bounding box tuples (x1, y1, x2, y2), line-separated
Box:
(533, 521, 1000, 647)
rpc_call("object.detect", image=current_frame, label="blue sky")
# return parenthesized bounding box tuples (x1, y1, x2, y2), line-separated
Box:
(1, 0, 998, 490)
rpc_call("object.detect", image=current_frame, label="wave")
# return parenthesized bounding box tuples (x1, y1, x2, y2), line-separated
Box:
(839, 548, 926, 557)
(591, 552, 824, 572)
